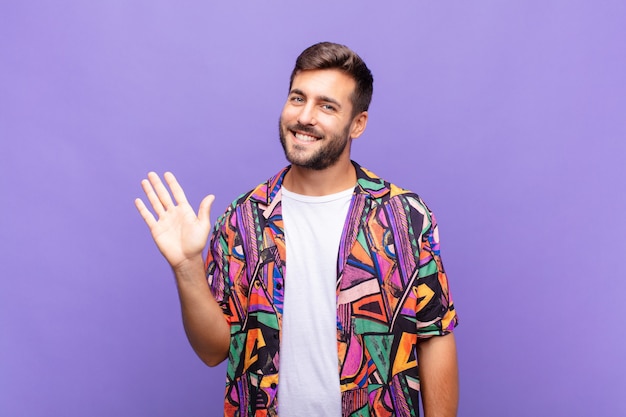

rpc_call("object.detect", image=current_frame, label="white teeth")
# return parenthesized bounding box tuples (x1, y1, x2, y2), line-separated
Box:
(294, 132, 317, 142)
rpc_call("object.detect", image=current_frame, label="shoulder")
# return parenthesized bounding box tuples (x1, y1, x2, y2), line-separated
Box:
(213, 165, 290, 227)
(355, 162, 430, 207)
(354, 162, 436, 231)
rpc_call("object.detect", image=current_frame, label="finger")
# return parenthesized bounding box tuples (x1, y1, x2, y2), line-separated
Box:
(134, 197, 157, 229)
(147, 171, 176, 210)
(163, 171, 189, 205)
(141, 176, 166, 217)
(197, 194, 215, 225)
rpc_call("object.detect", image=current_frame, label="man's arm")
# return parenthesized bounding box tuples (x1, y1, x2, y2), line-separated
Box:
(417, 332, 459, 417)
(170, 254, 230, 366)
(135, 172, 229, 366)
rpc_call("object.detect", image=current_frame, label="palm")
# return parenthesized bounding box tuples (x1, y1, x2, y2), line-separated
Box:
(135, 172, 215, 268)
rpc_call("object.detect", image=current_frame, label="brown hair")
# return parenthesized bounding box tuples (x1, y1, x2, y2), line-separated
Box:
(289, 42, 374, 117)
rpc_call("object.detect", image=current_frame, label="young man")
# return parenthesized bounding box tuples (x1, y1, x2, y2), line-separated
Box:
(136, 42, 458, 417)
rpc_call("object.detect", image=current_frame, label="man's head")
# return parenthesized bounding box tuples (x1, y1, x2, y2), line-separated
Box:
(289, 42, 373, 118)
(279, 42, 373, 172)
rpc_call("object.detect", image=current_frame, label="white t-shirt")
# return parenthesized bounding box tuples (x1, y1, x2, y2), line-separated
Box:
(278, 186, 353, 417)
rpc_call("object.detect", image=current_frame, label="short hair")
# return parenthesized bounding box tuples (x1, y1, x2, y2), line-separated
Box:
(289, 42, 374, 117)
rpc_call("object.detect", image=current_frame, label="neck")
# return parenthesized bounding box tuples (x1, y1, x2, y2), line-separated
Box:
(283, 159, 356, 196)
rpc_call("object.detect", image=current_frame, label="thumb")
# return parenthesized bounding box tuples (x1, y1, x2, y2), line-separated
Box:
(197, 194, 215, 226)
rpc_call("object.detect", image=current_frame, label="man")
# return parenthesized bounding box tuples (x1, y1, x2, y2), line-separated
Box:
(136, 42, 458, 417)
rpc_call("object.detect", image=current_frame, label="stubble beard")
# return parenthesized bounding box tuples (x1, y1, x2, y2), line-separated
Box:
(278, 118, 351, 171)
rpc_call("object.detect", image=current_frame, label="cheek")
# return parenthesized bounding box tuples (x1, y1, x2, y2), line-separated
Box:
(280, 105, 297, 121)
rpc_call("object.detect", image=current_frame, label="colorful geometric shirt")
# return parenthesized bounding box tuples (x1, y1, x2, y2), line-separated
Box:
(206, 162, 458, 417)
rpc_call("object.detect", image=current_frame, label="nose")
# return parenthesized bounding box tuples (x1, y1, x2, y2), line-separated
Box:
(297, 103, 316, 126)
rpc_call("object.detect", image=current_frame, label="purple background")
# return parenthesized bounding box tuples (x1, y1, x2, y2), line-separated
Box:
(2, 1, 625, 416)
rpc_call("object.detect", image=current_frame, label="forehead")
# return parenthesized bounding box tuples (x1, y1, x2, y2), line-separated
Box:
(290, 69, 356, 102)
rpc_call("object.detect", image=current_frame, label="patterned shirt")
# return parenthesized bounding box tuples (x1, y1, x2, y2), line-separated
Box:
(206, 162, 458, 417)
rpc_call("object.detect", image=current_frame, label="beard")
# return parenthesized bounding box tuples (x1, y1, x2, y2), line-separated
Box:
(278, 118, 351, 171)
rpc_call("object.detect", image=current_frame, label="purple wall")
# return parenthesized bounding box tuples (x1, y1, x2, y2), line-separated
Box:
(2, 1, 625, 416)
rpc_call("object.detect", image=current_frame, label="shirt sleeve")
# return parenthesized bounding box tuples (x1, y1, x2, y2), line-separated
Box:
(409, 196, 458, 338)
(205, 211, 233, 321)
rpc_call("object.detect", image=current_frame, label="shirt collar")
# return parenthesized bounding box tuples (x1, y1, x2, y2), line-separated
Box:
(253, 161, 392, 206)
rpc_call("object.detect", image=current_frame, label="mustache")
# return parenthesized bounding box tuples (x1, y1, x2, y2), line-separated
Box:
(286, 123, 323, 138)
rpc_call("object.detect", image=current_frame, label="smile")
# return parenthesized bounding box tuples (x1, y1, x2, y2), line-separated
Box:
(292, 131, 321, 143)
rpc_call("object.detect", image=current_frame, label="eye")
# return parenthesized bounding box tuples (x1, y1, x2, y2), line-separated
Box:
(290, 96, 304, 104)
(321, 104, 336, 112)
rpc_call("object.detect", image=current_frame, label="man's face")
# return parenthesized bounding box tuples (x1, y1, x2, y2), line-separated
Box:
(279, 69, 361, 171)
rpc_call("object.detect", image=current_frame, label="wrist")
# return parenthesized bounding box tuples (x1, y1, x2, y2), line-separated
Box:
(171, 255, 205, 282)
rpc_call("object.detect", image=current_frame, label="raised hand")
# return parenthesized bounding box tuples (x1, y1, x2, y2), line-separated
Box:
(135, 172, 215, 270)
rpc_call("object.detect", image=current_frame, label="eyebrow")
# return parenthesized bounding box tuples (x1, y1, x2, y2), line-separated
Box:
(289, 88, 343, 109)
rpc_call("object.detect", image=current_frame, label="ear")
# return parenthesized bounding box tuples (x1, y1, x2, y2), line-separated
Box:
(349, 111, 368, 139)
